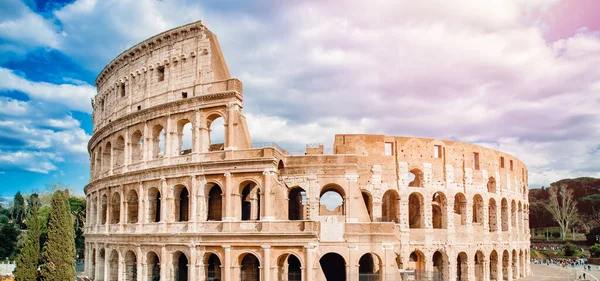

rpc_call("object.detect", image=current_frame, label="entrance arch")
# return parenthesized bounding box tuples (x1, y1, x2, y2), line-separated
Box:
(174, 185, 189, 222)
(241, 182, 261, 221)
(490, 250, 499, 281)
(359, 253, 381, 281)
(146, 251, 160, 281)
(432, 251, 449, 281)
(475, 251, 485, 281)
(457, 252, 468, 281)
(288, 187, 306, 220)
(173, 251, 188, 281)
(207, 184, 223, 221)
(205, 253, 221, 281)
(432, 192, 447, 229)
(409, 192, 424, 228)
(408, 250, 425, 280)
(240, 253, 260, 281)
(319, 253, 346, 281)
(361, 191, 373, 222)
(124, 250, 137, 281)
(277, 253, 302, 281)
(381, 190, 400, 223)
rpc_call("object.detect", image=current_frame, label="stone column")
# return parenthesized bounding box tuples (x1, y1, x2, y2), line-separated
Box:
(345, 174, 359, 222)
(484, 257, 490, 281)
(424, 193, 433, 229)
(118, 250, 124, 281)
(106, 189, 111, 233)
(142, 121, 149, 165)
(304, 245, 314, 281)
(119, 186, 125, 232)
(138, 182, 145, 230)
(348, 245, 358, 280)
(95, 243, 101, 280)
(262, 169, 275, 221)
(262, 245, 271, 281)
(189, 247, 197, 281)
(164, 115, 172, 159)
(123, 127, 130, 172)
(197, 176, 207, 222)
(225, 103, 237, 149)
(104, 248, 109, 281)
(483, 200, 489, 233)
(223, 245, 231, 281)
(448, 252, 457, 281)
(160, 178, 168, 230)
(224, 173, 234, 221)
(506, 251, 513, 281)
(136, 246, 144, 281)
(190, 176, 197, 231)
(424, 250, 434, 281)
(160, 246, 168, 281)
(466, 197, 473, 232)
(447, 199, 455, 232)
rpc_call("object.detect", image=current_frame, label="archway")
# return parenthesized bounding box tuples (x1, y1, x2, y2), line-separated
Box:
(147, 251, 160, 281)
(91, 248, 97, 280)
(432, 192, 447, 229)
(381, 190, 399, 223)
(124, 250, 137, 281)
(126, 190, 139, 223)
(409, 192, 424, 228)
(207, 116, 225, 151)
(511, 200, 517, 231)
(319, 253, 346, 281)
(361, 191, 373, 222)
(147, 187, 161, 223)
(359, 253, 381, 281)
(110, 193, 121, 224)
(457, 252, 468, 281)
(502, 250, 509, 281)
(277, 253, 302, 281)
(151, 124, 165, 159)
(475, 251, 485, 281)
(288, 187, 306, 220)
(108, 250, 119, 281)
(489, 199, 498, 232)
(408, 169, 424, 187)
(98, 249, 106, 281)
(101, 194, 108, 225)
(177, 119, 193, 155)
(501, 199, 509, 232)
(408, 251, 425, 280)
(319, 185, 345, 216)
(205, 253, 221, 281)
(487, 177, 497, 193)
(173, 251, 188, 281)
(454, 193, 467, 227)
(174, 185, 189, 222)
(241, 182, 260, 220)
(115, 136, 125, 167)
(519, 250, 524, 277)
(472, 195, 484, 225)
(490, 250, 499, 281)
(130, 130, 143, 163)
(207, 184, 223, 221)
(432, 251, 449, 281)
(511, 250, 518, 279)
(240, 253, 260, 281)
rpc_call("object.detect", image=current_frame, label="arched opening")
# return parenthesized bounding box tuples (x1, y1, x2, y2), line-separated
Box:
(475, 251, 485, 281)
(98, 249, 106, 281)
(147, 187, 161, 223)
(409, 192, 424, 228)
(147, 251, 160, 281)
(454, 193, 467, 227)
(519, 250, 524, 277)
(381, 190, 400, 223)
(432, 192, 447, 229)
(240, 182, 260, 221)
(501, 199, 509, 232)
(101, 194, 108, 225)
(177, 119, 193, 155)
(109, 250, 119, 281)
(502, 250, 509, 281)
(207, 184, 223, 221)
(487, 177, 497, 193)
(361, 191, 373, 222)
(489, 199, 498, 232)
(408, 169, 424, 187)
(457, 252, 468, 281)
(511, 250, 518, 279)
(288, 187, 306, 220)
(151, 124, 165, 159)
(319, 185, 345, 216)
(511, 200, 517, 231)
(473, 195, 484, 225)
(115, 136, 125, 167)
(91, 249, 96, 280)
(359, 253, 381, 281)
(173, 251, 188, 281)
(125, 250, 137, 281)
(319, 252, 346, 281)
(240, 253, 260, 281)
(126, 190, 139, 223)
(103, 142, 112, 171)
(205, 253, 222, 281)
(174, 185, 190, 222)
(110, 193, 121, 224)
(433, 251, 449, 281)
(490, 250, 499, 281)
(208, 116, 225, 151)
(408, 251, 425, 280)
(277, 254, 302, 281)
(130, 130, 143, 163)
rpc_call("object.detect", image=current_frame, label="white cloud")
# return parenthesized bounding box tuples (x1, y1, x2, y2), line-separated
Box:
(0, 0, 62, 50)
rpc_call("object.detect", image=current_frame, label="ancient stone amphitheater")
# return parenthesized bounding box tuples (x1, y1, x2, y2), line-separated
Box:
(84, 21, 530, 281)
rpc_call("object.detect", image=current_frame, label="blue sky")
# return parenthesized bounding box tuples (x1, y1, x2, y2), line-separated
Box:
(1, 0, 600, 198)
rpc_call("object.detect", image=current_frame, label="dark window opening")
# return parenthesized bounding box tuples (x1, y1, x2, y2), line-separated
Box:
(182, 92, 188, 98)
(120, 84, 126, 97)
(158, 67, 165, 82)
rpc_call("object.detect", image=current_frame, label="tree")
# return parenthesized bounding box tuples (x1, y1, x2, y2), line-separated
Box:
(0, 222, 20, 259)
(41, 190, 75, 281)
(68, 197, 86, 258)
(13, 191, 25, 227)
(562, 242, 576, 256)
(14, 197, 42, 281)
(546, 184, 579, 241)
(590, 244, 600, 258)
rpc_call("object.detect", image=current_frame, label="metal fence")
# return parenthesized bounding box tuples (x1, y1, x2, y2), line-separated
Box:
(0, 261, 15, 276)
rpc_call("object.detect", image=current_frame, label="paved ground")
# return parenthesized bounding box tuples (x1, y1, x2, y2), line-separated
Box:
(522, 264, 600, 281)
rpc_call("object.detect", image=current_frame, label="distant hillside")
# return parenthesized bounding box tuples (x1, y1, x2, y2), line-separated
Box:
(529, 177, 600, 230)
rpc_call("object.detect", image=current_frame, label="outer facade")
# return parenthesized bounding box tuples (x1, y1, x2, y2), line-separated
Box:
(84, 21, 531, 281)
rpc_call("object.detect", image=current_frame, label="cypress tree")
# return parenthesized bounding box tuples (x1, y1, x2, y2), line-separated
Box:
(14, 198, 41, 281)
(41, 190, 75, 281)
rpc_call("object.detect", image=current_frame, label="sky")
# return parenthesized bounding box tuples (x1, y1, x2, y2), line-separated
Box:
(0, 0, 599, 198)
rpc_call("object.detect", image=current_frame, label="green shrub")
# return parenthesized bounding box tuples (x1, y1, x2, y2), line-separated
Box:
(563, 242, 577, 257)
(590, 244, 600, 258)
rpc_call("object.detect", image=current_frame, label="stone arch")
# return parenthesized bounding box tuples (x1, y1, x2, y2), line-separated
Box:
(502, 250, 509, 281)
(408, 250, 425, 279)
(472, 194, 484, 224)
(108, 249, 119, 281)
(432, 250, 449, 281)
(408, 168, 424, 187)
(124, 250, 137, 281)
(110, 192, 121, 224)
(490, 250, 499, 281)
(91, 248, 97, 280)
(474, 251, 485, 281)
(319, 252, 346, 281)
(361, 190, 373, 222)
(130, 130, 143, 163)
(103, 142, 112, 171)
(240, 252, 261, 281)
(511, 249, 518, 279)
(147, 251, 160, 281)
(288, 187, 307, 220)
(174, 185, 190, 222)
(409, 192, 425, 228)
(489, 198, 498, 232)
(207, 113, 225, 151)
(487, 177, 497, 193)
(126, 189, 139, 223)
(277, 253, 302, 281)
(381, 189, 400, 223)
(204, 252, 222, 281)
(115, 135, 125, 167)
(501, 198, 509, 231)
(147, 187, 161, 223)
(432, 192, 448, 229)
(101, 194, 108, 225)
(518, 250, 524, 277)
(511, 200, 517, 231)
(454, 193, 467, 226)
(173, 251, 189, 281)
(207, 183, 223, 221)
(151, 124, 165, 159)
(457, 252, 468, 281)
(359, 253, 382, 281)
(319, 184, 345, 216)
(176, 118, 193, 155)
(240, 181, 261, 221)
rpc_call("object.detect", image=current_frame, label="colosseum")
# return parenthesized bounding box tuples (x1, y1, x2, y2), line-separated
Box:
(84, 21, 531, 281)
